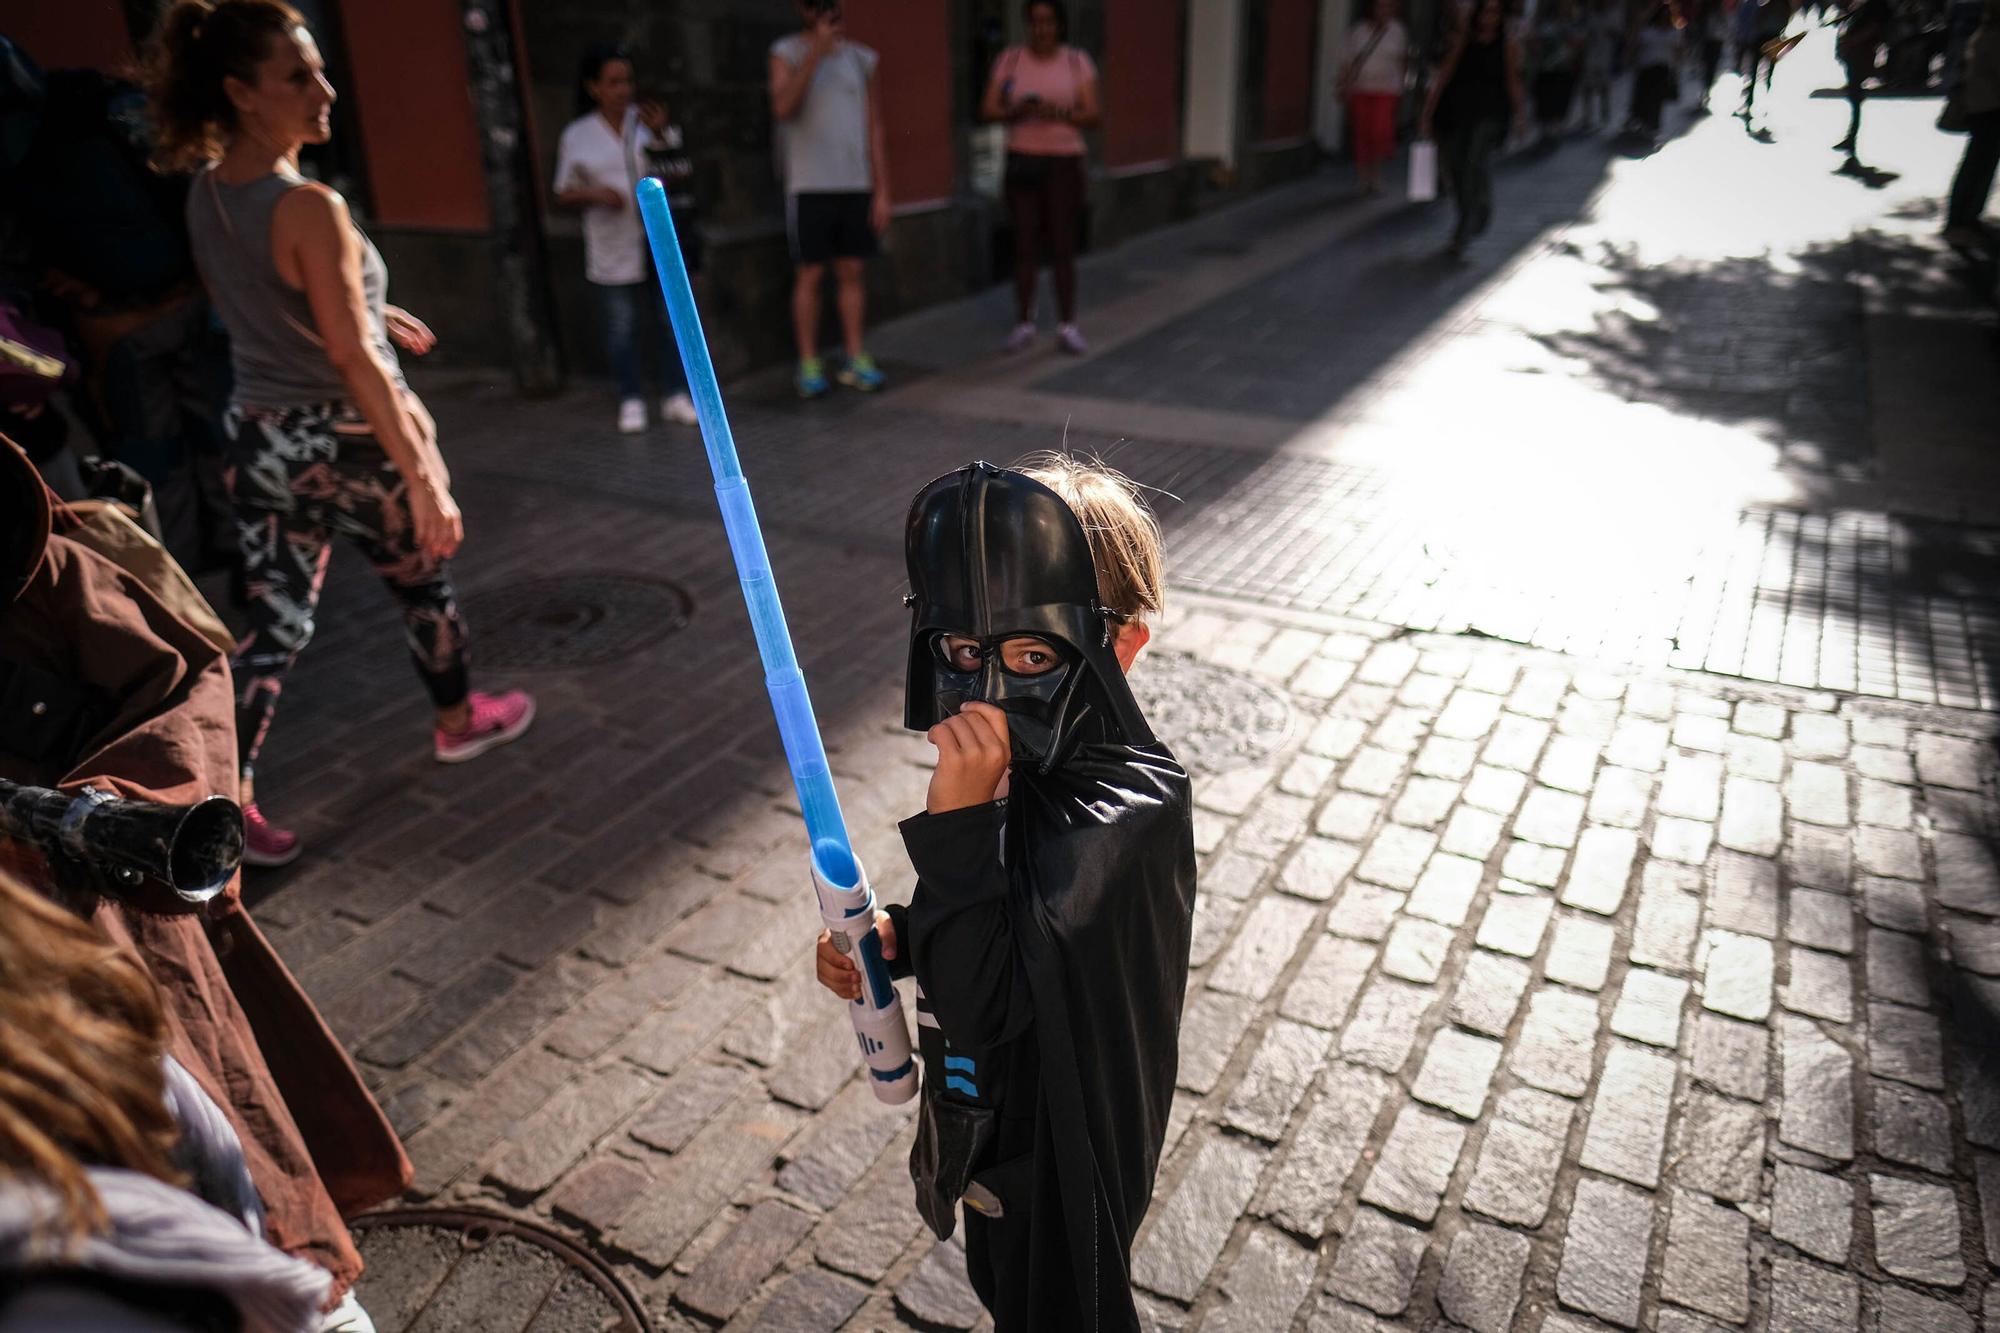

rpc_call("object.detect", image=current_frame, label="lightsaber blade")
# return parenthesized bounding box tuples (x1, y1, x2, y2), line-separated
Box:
(637, 178, 916, 1104)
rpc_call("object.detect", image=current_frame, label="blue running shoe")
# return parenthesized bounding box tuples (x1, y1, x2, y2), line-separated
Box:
(836, 353, 886, 392)
(796, 358, 830, 399)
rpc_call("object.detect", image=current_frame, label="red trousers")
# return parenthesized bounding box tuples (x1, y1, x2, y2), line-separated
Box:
(1347, 92, 1400, 170)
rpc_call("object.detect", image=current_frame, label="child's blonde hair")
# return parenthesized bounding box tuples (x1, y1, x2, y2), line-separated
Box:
(1017, 453, 1165, 624)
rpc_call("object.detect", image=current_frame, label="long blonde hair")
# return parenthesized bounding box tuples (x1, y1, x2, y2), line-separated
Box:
(0, 870, 184, 1249)
(1017, 452, 1166, 624)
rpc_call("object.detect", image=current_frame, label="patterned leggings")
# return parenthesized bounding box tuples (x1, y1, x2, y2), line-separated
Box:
(225, 403, 469, 779)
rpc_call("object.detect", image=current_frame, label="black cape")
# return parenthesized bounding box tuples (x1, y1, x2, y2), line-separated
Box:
(892, 741, 1195, 1331)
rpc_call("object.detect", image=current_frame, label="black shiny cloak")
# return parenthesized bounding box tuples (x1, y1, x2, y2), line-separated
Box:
(895, 739, 1195, 1331)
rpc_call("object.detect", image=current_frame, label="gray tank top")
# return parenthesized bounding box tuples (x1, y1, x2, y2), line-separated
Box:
(186, 163, 404, 410)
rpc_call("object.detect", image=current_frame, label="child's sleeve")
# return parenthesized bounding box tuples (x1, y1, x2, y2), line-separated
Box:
(898, 801, 1034, 1050)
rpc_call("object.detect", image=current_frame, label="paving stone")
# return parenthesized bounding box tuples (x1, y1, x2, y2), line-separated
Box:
(1870, 1000, 1945, 1089)
(1539, 734, 1602, 794)
(1203, 849, 1273, 901)
(1580, 1043, 1676, 1188)
(1726, 733, 1786, 782)
(1328, 881, 1406, 940)
(1779, 1015, 1854, 1160)
(1488, 704, 1560, 768)
(1787, 822, 1855, 891)
(548, 1155, 652, 1236)
(1515, 987, 1601, 1096)
(675, 1200, 816, 1322)
(1632, 865, 1703, 972)
(1465, 1118, 1564, 1226)
(1441, 804, 1507, 859)
(1510, 668, 1569, 719)
(1731, 701, 1787, 738)
(1857, 826, 1924, 880)
(1659, 753, 1725, 822)
(1406, 852, 1486, 925)
(1790, 712, 1850, 760)
(1504, 839, 1568, 887)
(1691, 1013, 1770, 1101)
(628, 1061, 756, 1155)
(638, 972, 765, 1074)
(1855, 743, 1918, 783)
(1772, 1162, 1854, 1264)
(757, 1267, 870, 1331)
(1210, 895, 1320, 999)
(1979, 1154, 2000, 1265)
(1450, 950, 1533, 1037)
(1661, 1189, 1751, 1324)
(1607, 718, 1671, 772)
(1671, 1090, 1764, 1201)
(1202, 1227, 1320, 1333)
(542, 954, 704, 1061)
(1433, 688, 1505, 742)
(1788, 888, 1855, 954)
(1415, 735, 1480, 781)
(1589, 766, 1653, 829)
(774, 1081, 911, 1208)
(1357, 639, 1420, 685)
(1516, 786, 1588, 849)
(1674, 712, 1731, 753)
(892, 1241, 983, 1330)
(1281, 752, 1339, 798)
(1869, 927, 1931, 1005)
(487, 1063, 656, 1197)
(1770, 1256, 1859, 1332)
(613, 1095, 808, 1271)
(1438, 1222, 1531, 1333)
(1317, 792, 1383, 842)
(1871, 1173, 1967, 1286)
(1281, 934, 1376, 1030)
(1953, 918, 2000, 975)
(1784, 947, 1855, 1023)
(1611, 968, 1690, 1048)
(1177, 990, 1259, 1094)
(1465, 765, 1528, 814)
(1201, 765, 1277, 817)
(1360, 1103, 1466, 1222)
(1383, 916, 1454, 983)
(1131, 1131, 1267, 1302)
(1263, 1063, 1392, 1239)
(1412, 1029, 1504, 1119)
(1558, 1176, 1654, 1329)
(1546, 915, 1616, 991)
(1873, 1080, 1953, 1172)
(1788, 762, 1851, 827)
(1701, 930, 1774, 1021)
(1918, 732, 1991, 790)
(1225, 1019, 1334, 1142)
(1859, 777, 1916, 829)
(1935, 832, 2000, 917)
(1341, 746, 1407, 797)
(1562, 826, 1640, 915)
(1326, 1207, 1428, 1317)
(1498, 1085, 1578, 1138)
(1707, 850, 1780, 938)
(1716, 776, 1783, 856)
(1308, 714, 1370, 761)
(1391, 776, 1460, 829)
(1234, 791, 1315, 860)
(1280, 837, 1362, 902)
(1871, 1286, 1975, 1333)
(1863, 874, 1930, 933)
(1652, 818, 1715, 865)
(1340, 976, 1436, 1073)
(1476, 893, 1553, 958)
(1189, 892, 1246, 970)
(1355, 824, 1438, 890)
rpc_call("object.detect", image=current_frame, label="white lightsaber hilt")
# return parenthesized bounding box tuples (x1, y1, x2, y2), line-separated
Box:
(813, 854, 917, 1104)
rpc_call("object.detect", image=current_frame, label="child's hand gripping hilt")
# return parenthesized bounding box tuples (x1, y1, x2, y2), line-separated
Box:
(811, 853, 917, 1104)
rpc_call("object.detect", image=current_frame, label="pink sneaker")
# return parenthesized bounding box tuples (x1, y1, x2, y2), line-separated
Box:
(1056, 323, 1089, 355)
(241, 803, 302, 868)
(434, 689, 536, 764)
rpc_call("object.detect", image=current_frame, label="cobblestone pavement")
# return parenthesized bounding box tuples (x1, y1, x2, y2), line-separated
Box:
(234, 43, 2000, 1333)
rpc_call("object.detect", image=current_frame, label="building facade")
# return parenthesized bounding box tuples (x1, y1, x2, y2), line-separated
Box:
(6, 0, 1417, 388)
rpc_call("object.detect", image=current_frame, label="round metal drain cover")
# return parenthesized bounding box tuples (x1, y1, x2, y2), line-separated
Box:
(1131, 652, 1295, 776)
(461, 573, 691, 670)
(349, 1207, 647, 1332)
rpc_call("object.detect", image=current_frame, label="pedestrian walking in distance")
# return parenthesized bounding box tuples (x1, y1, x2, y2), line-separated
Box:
(981, 0, 1101, 355)
(1422, 0, 1526, 258)
(1626, 4, 1683, 143)
(153, 0, 534, 868)
(1530, 0, 1585, 148)
(1580, 0, 1623, 128)
(769, 0, 892, 398)
(1944, 0, 2000, 252)
(815, 456, 1195, 1332)
(1339, 0, 1413, 193)
(1833, 0, 1891, 169)
(554, 44, 701, 434)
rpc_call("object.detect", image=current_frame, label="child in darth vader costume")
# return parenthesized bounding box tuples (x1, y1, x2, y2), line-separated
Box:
(816, 457, 1196, 1330)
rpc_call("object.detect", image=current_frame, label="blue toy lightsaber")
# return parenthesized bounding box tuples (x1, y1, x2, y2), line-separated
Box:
(638, 178, 916, 1105)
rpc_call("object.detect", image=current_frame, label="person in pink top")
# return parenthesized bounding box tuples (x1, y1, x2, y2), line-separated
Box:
(980, 0, 1100, 354)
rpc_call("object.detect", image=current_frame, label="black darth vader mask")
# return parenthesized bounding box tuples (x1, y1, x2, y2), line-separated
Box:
(903, 462, 1153, 771)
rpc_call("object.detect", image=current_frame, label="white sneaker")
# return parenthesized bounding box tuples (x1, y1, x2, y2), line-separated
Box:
(616, 398, 645, 434)
(661, 391, 699, 425)
(1057, 323, 1089, 355)
(1005, 321, 1037, 353)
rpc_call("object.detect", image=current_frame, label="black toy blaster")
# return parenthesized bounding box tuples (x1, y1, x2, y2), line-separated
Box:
(0, 779, 243, 911)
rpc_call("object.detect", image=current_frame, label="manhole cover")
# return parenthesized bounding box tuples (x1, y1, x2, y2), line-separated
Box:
(349, 1207, 647, 1332)
(461, 573, 691, 670)
(1132, 652, 1295, 776)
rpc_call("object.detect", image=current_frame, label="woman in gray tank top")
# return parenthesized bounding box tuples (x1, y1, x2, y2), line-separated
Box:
(149, 0, 534, 880)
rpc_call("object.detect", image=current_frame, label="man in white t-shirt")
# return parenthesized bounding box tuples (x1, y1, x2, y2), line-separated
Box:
(769, 1, 891, 398)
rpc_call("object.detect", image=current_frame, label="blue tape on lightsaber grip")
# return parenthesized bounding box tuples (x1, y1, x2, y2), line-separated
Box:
(639, 179, 913, 1104)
